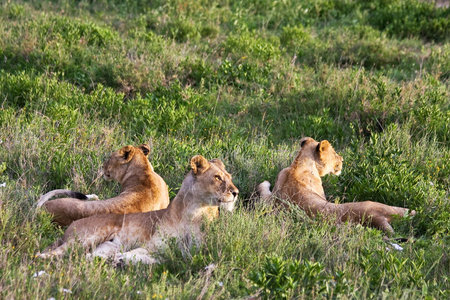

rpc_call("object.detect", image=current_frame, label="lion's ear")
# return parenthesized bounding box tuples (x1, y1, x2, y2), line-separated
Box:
(300, 140, 308, 148)
(119, 145, 135, 163)
(209, 159, 225, 170)
(316, 140, 331, 155)
(139, 144, 151, 156)
(300, 137, 312, 148)
(190, 155, 210, 175)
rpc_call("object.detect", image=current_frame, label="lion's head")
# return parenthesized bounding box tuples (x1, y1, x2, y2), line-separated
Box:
(103, 144, 151, 183)
(298, 137, 343, 177)
(188, 155, 239, 211)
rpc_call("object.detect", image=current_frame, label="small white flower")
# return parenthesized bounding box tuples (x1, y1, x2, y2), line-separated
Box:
(386, 242, 404, 252)
(61, 288, 72, 294)
(0, 182, 6, 188)
(204, 263, 216, 272)
(429, 181, 434, 186)
(47, 298, 56, 300)
(218, 281, 224, 287)
(389, 242, 404, 251)
(32, 270, 46, 277)
(136, 291, 142, 294)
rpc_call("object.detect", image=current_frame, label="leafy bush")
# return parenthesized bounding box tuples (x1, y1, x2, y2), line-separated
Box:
(366, 0, 450, 42)
(249, 255, 351, 299)
(5, 3, 26, 19)
(218, 58, 271, 87)
(35, 15, 118, 47)
(281, 25, 420, 76)
(165, 18, 200, 42)
(0, 0, 448, 298)
(280, 25, 313, 52)
(223, 32, 281, 60)
(180, 58, 214, 87)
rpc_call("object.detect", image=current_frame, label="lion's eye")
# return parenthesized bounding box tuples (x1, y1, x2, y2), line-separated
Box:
(214, 175, 222, 182)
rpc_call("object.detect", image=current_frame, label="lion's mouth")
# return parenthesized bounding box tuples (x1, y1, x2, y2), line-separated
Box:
(218, 195, 237, 203)
(218, 199, 234, 203)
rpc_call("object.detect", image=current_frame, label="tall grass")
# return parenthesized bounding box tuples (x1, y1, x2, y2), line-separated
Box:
(0, 0, 449, 298)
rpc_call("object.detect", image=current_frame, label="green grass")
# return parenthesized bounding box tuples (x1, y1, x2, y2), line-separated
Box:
(0, 0, 449, 298)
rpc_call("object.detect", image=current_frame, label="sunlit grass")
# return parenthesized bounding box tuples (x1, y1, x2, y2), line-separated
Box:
(0, 0, 448, 298)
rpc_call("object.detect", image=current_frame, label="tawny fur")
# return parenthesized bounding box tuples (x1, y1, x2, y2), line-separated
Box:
(38, 144, 170, 226)
(257, 137, 415, 234)
(37, 155, 239, 264)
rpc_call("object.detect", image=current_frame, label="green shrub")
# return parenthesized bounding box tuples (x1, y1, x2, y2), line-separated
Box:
(425, 44, 450, 81)
(366, 0, 450, 42)
(0, 72, 126, 122)
(38, 16, 118, 47)
(218, 58, 270, 87)
(410, 78, 450, 142)
(0, 0, 448, 298)
(280, 25, 312, 52)
(180, 58, 214, 87)
(0, 71, 43, 108)
(249, 255, 352, 299)
(123, 81, 199, 136)
(288, 25, 420, 75)
(5, 3, 26, 19)
(223, 32, 280, 60)
(165, 19, 200, 43)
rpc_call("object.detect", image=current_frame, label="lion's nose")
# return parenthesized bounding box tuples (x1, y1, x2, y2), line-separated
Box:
(232, 190, 238, 198)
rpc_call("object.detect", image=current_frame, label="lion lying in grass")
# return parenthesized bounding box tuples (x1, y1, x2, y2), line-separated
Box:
(37, 144, 170, 226)
(258, 137, 415, 234)
(37, 155, 239, 264)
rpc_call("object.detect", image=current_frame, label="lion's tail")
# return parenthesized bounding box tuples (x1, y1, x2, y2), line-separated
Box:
(37, 189, 98, 208)
(257, 181, 273, 202)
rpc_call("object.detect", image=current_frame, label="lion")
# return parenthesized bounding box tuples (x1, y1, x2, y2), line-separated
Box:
(37, 155, 239, 264)
(37, 144, 170, 226)
(257, 137, 415, 234)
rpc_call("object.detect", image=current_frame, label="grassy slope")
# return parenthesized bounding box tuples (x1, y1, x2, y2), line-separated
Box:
(0, 0, 448, 298)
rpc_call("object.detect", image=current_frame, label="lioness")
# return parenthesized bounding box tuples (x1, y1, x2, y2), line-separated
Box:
(38, 144, 170, 226)
(258, 137, 415, 234)
(37, 155, 239, 264)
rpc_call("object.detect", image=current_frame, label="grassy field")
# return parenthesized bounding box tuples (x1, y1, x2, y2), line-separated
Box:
(0, 0, 449, 298)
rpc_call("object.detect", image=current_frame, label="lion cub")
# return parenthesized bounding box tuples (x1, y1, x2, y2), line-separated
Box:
(258, 137, 415, 234)
(37, 155, 239, 264)
(38, 144, 170, 226)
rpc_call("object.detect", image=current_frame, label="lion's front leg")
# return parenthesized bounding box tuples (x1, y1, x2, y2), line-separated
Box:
(370, 215, 394, 235)
(113, 247, 157, 265)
